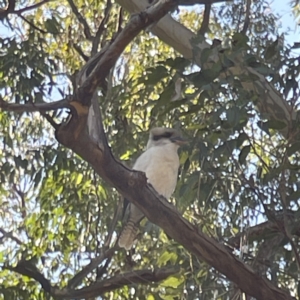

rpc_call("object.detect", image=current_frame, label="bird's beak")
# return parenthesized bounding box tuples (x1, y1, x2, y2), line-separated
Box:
(170, 136, 188, 145)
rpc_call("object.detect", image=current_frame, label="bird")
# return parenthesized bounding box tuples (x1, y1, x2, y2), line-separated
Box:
(118, 127, 186, 250)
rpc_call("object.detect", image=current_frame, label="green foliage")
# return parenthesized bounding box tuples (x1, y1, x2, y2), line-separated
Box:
(0, 0, 300, 299)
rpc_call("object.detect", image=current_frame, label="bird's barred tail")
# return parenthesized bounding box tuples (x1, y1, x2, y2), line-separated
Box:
(118, 220, 138, 250)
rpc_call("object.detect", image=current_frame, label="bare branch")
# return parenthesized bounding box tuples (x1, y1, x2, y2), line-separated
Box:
(41, 112, 60, 129)
(6, 255, 177, 299)
(73, 44, 89, 61)
(0, 228, 23, 244)
(4, 260, 54, 294)
(67, 0, 92, 40)
(0, 97, 70, 113)
(241, 0, 251, 35)
(19, 15, 47, 34)
(7, 0, 16, 12)
(226, 209, 300, 250)
(91, 0, 112, 55)
(14, 0, 51, 14)
(198, 2, 211, 35)
(64, 267, 179, 299)
(67, 246, 116, 289)
(105, 196, 123, 248)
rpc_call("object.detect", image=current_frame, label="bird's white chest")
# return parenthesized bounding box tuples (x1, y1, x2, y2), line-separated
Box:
(133, 145, 179, 198)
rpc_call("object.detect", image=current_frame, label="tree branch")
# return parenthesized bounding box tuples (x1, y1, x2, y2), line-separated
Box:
(73, 44, 89, 61)
(14, 0, 51, 14)
(62, 267, 179, 299)
(241, 0, 251, 35)
(0, 97, 70, 113)
(91, 0, 112, 55)
(19, 14, 47, 34)
(67, 0, 92, 40)
(0, 228, 23, 244)
(76, 0, 178, 105)
(6, 258, 177, 299)
(0, 0, 15, 19)
(67, 246, 116, 289)
(4, 260, 54, 294)
(226, 210, 300, 250)
(198, 2, 211, 35)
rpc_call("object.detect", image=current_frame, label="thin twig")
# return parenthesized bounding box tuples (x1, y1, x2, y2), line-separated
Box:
(73, 44, 89, 61)
(0, 228, 23, 244)
(14, 0, 51, 14)
(19, 15, 47, 34)
(41, 112, 60, 129)
(67, 0, 92, 40)
(67, 246, 117, 289)
(91, 0, 112, 55)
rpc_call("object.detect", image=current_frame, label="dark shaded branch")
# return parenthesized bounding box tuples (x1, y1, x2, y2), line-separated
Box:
(41, 112, 60, 129)
(91, 0, 112, 55)
(73, 44, 89, 61)
(252, 233, 286, 277)
(117, 7, 124, 33)
(19, 15, 47, 33)
(0, 0, 15, 19)
(226, 210, 300, 250)
(4, 261, 54, 293)
(63, 267, 179, 299)
(67, 0, 92, 40)
(105, 196, 123, 248)
(0, 228, 23, 244)
(198, 3, 211, 35)
(14, 0, 51, 14)
(67, 246, 116, 289)
(6, 258, 176, 299)
(7, 0, 16, 12)
(0, 97, 70, 113)
(241, 0, 251, 35)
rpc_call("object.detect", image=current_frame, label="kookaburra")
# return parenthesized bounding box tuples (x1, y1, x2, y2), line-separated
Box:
(118, 127, 186, 250)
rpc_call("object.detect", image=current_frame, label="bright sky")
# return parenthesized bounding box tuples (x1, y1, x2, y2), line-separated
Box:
(271, 0, 300, 45)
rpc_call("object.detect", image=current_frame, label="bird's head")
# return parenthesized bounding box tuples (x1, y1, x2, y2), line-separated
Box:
(147, 127, 187, 149)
